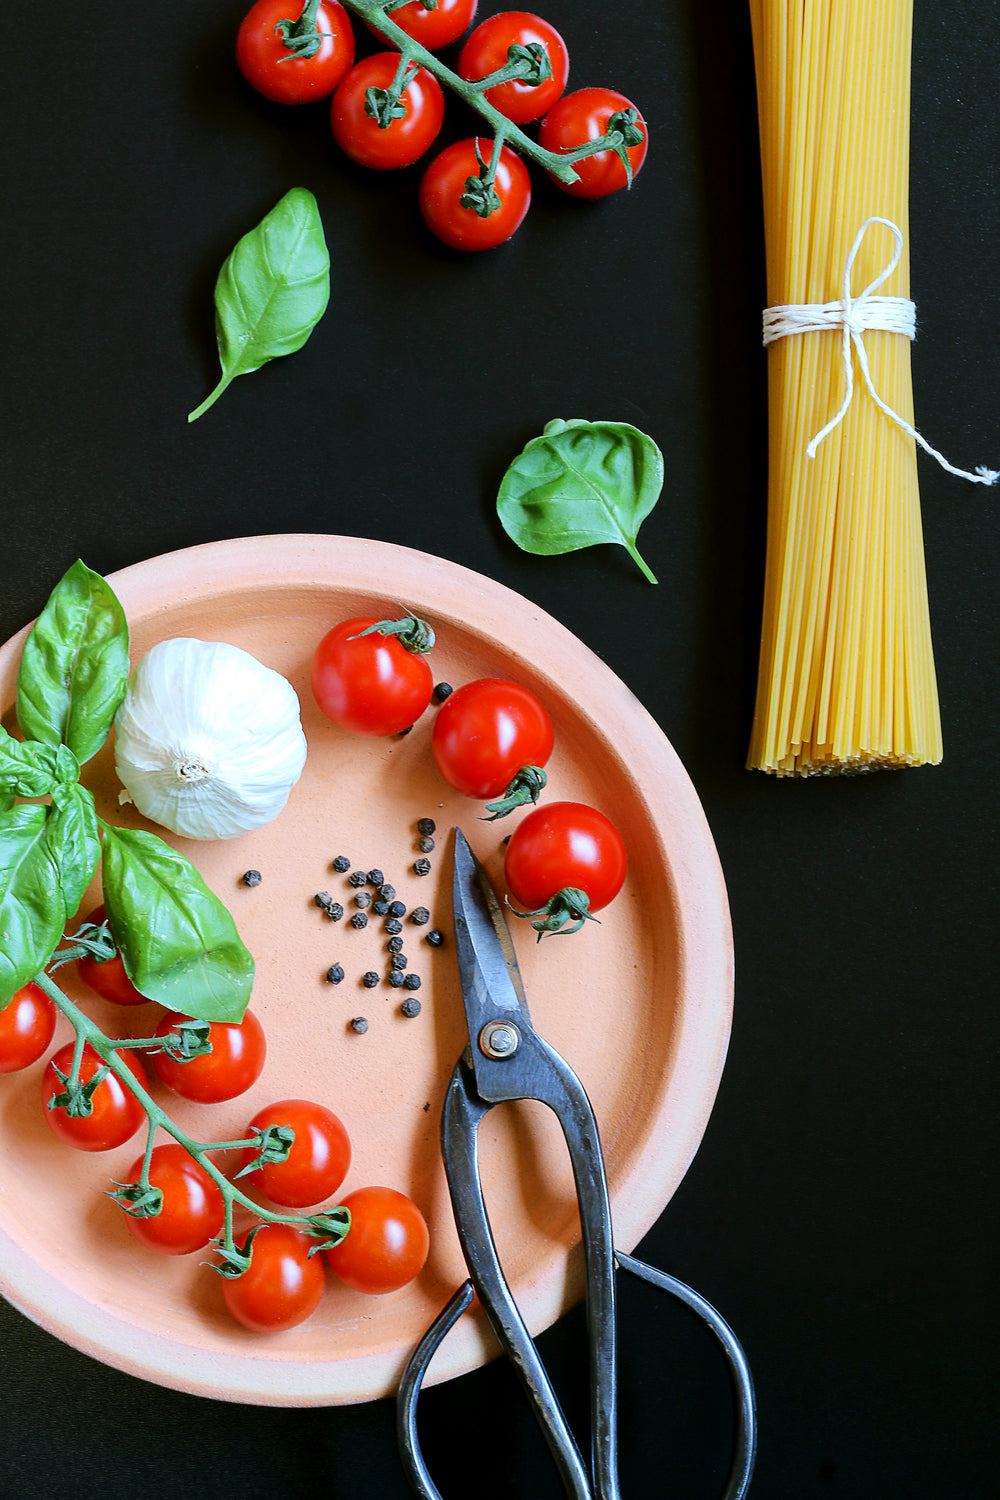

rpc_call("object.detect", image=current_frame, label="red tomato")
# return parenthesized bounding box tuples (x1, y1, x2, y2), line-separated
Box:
(42, 1043, 148, 1152)
(120, 1144, 225, 1255)
(311, 615, 434, 736)
(238, 1098, 351, 1208)
(325, 1185, 429, 1294)
(431, 677, 553, 799)
(539, 87, 648, 198)
(374, 0, 477, 50)
(0, 982, 56, 1074)
(457, 11, 568, 124)
(76, 905, 147, 1006)
(151, 1008, 266, 1104)
(236, 0, 355, 105)
(331, 53, 444, 170)
(223, 1223, 326, 1331)
(420, 138, 531, 251)
(504, 802, 627, 931)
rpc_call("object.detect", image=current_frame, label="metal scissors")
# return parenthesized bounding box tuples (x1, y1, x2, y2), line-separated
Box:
(397, 829, 757, 1500)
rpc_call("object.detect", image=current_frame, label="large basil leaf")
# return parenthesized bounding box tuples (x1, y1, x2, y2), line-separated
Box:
(16, 560, 130, 764)
(47, 782, 101, 919)
(0, 805, 66, 1008)
(188, 187, 330, 422)
(496, 418, 662, 583)
(100, 826, 255, 1022)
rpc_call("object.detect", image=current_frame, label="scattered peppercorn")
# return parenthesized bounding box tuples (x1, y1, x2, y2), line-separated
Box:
(241, 870, 262, 887)
(426, 929, 445, 947)
(418, 835, 435, 853)
(388, 900, 406, 919)
(388, 971, 405, 988)
(350, 1017, 369, 1034)
(348, 870, 366, 888)
(326, 964, 345, 984)
(403, 973, 422, 991)
(354, 891, 371, 909)
(433, 683, 453, 703)
(326, 902, 344, 921)
(332, 855, 351, 873)
(385, 917, 403, 936)
(390, 953, 408, 972)
(417, 818, 436, 836)
(401, 996, 422, 1018)
(410, 906, 430, 926)
(372, 899, 389, 917)
(314, 891, 333, 908)
(367, 869, 384, 888)
(387, 935, 404, 953)
(413, 858, 432, 877)
(362, 971, 379, 988)
(351, 912, 368, 930)
(378, 883, 396, 902)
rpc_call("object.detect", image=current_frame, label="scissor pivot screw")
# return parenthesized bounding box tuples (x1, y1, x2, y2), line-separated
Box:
(479, 1021, 521, 1060)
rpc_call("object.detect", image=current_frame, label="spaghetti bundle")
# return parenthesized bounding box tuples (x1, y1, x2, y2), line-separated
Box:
(747, 0, 957, 775)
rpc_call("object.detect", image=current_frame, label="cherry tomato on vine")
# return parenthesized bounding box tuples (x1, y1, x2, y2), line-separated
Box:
(151, 1008, 266, 1104)
(325, 1185, 429, 1294)
(75, 905, 147, 1006)
(42, 1043, 148, 1152)
(0, 983, 56, 1074)
(504, 801, 627, 936)
(236, 0, 355, 105)
(369, 0, 478, 51)
(332, 53, 445, 170)
(119, 1144, 225, 1256)
(431, 677, 554, 799)
(223, 1223, 326, 1331)
(311, 615, 434, 736)
(238, 1098, 351, 1208)
(420, 138, 531, 251)
(457, 11, 568, 125)
(539, 88, 648, 198)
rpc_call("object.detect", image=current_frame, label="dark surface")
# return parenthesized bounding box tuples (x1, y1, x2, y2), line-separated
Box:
(1, 2, 998, 1496)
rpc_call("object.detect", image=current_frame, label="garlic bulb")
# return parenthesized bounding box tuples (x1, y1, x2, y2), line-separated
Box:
(114, 638, 308, 840)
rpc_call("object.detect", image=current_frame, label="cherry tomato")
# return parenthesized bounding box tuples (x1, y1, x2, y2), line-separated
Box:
(236, 0, 355, 105)
(504, 801, 627, 932)
(325, 1185, 429, 1294)
(431, 677, 554, 799)
(119, 1144, 225, 1255)
(420, 138, 531, 252)
(332, 53, 444, 170)
(150, 1008, 266, 1104)
(238, 1098, 351, 1208)
(457, 11, 568, 124)
(75, 905, 147, 1006)
(372, 0, 477, 50)
(539, 88, 648, 198)
(0, 983, 56, 1074)
(42, 1043, 148, 1152)
(311, 615, 434, 736)
(223, 1223, 326, 1331)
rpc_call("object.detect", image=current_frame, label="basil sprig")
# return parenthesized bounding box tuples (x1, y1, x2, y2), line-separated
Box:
(0, 562, 254, 1022)
(188, 186, 331, 423)
(497, 418, 663, 584)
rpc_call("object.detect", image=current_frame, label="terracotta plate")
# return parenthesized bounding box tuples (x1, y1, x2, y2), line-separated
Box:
(0, 535, 733, 1405)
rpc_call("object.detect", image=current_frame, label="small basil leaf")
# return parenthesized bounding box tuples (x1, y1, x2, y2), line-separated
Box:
(188, 187, 331, 423)
(0, 729, 58, 799)
(0, 805, 66, 1008)
(47, 783, 101, 919)
(16, 560, 130, 763)
(496, 418, 662, 584)
(100, 826, 255, 1023)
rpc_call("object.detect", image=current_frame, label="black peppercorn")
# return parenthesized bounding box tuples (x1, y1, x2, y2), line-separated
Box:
(401, 996, 422, 1018)
(418, 835, 435, 853)
(417, 818, 436, 836)
(241, 870, 262, 888)
(362, 971, 379, 988)
(326, 964, 345, 984)
(403, 973, 421, 991)
(351, 912, 368, 930)
(433, 683, 453, 703)
(388, 970, 405, 988)
(354, 891, 371, 909)
(388, 900, 406, 919)
(387, 935, 404, 953)
(378, 883, 396, 902)
(367, 869, 384, 888)
(413, 858, 431, 877)
(350, 1017, 369, 1034)
(348, 870, 366, 888)
(390, 953, 408, 972)
(425, 929, 445, 947)
(409, 906, 430, 926)
(332, 855, 351, 873)
(314, 891, 332, 908)
(385, 918, 403, 936)
(326, 902, 344, 921)
(372, 899, 389, 917)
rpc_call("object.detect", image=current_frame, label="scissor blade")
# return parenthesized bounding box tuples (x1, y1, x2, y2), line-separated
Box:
(452, 829, 531, 1040)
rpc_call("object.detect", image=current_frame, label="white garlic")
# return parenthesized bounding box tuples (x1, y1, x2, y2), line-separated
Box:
(114, 638, 308, 840)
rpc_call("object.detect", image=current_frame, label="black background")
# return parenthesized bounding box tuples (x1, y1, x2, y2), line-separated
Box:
(2, 1, 998, 1496)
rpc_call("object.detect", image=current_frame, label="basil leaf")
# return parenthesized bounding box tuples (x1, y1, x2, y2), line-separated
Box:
(47, 783, 101, 919)
(188, 187, 330, 423)
(16, 560, 130, 763)
(0, 805, 66, 1008)
(100, 826, 255, 1023)
(496, 418, 662, 584)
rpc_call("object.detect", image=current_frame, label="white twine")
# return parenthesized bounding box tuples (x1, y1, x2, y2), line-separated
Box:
(762, 216, 998, 486)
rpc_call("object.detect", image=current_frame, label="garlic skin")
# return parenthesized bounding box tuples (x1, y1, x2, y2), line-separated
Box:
(114, 638, 308, 840)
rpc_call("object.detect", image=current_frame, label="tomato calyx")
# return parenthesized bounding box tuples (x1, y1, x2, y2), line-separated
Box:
(459, 135, 504, 217)
(482, 764, 547, 821)
(506, 885, 599, 939)
(275, 0, 333, 60)
(347, 611, 435, 653)
(385, 0, 438, 12)
(143, 1018, 214, 1063)
(46, 1041, 110, 1118)
(232, 1123, 297, 1177)
(551, 107, 646, 187)
(364, 56, 419, 126)
(108, 1178, 164, 1219)
(48, 916, 117, 971)
(465, 40, 552, 96)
